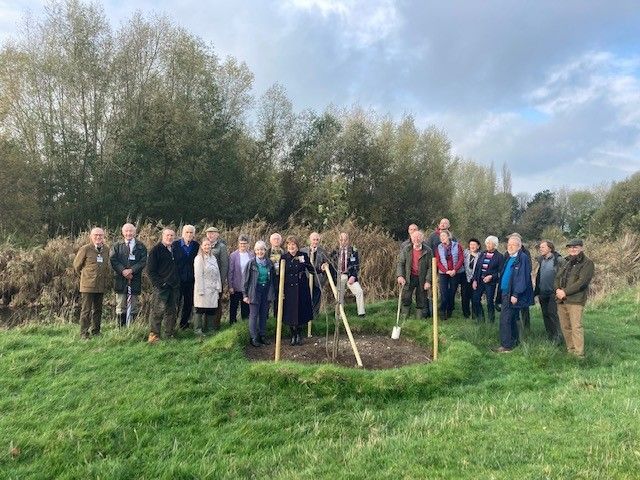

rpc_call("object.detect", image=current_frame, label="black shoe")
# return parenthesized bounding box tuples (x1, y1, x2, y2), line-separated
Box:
(296, 334, 304, 345)
(259, 336, 271, 345)
(119, 313, 127, 327)
(358, 314, 366, 318)
(250, 338, 262, 347)
(291, 335, 297, 346)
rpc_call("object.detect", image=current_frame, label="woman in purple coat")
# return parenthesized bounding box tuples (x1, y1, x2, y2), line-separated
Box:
(280, 235, 315, 346)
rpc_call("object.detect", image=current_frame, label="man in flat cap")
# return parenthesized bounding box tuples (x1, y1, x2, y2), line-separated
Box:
(554, 239, 594, 358)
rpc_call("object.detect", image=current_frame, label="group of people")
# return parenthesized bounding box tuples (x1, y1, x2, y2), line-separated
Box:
(73, 218, 595, 357)
(73, 224, 366, 347)
(395, 218, 595, 357)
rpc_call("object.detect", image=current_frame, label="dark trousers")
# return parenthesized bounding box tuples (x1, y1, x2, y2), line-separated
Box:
(79, 292, 103, 336)
(249, 284, 270, 340)
(473, 282, 497, 322)
(311, 285, 322, 318)
(521, 307, 531, 329)
(539, 294, 563, 343)
(178, 281, 195, 328)
(460, 277, 473, 318)
(150, 286, 179, 336)
(230, 291, 249, 324)
(499, 293, 520, 349)
(439, 273, 459, 317)
(402, 275, 429, 318)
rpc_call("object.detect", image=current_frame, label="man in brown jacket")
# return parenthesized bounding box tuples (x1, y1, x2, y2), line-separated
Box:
(555, 239, 595, 357)
(73, 227, 110, 339)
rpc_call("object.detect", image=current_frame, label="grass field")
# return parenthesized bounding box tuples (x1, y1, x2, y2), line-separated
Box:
(1, 291, 640, 479)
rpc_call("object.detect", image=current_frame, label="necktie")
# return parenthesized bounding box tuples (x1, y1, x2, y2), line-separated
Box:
(470, 255, 475, 271)
(342, 248, 347, 273)
(127, 240, 132, 255)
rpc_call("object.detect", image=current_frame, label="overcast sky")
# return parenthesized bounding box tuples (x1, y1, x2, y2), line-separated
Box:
(2, 0, 639, 193)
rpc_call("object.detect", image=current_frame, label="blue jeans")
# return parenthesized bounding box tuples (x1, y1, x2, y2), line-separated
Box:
(499, 293, 520, 349)
(249, 284, 270, 340)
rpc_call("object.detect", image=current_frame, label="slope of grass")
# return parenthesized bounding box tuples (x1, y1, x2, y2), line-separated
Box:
(1, 291, 640, 479)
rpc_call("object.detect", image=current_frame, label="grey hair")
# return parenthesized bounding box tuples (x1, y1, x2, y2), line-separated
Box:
(238, 233, 250, 243)
(182, 224, 195, 233)
(485, 235, 499, 248)
(254, 240, 267, 251)
(507, 234, 522, 247)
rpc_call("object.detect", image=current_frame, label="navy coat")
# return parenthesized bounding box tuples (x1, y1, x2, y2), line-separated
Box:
(473, 250, 504, 285)
(280, 251, 315, 327)
(497, 250, 534, 308)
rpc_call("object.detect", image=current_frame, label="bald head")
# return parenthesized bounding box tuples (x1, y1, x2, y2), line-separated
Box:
(438, 218, 450, 230)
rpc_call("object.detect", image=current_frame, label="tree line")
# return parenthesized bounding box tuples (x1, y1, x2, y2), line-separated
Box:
(1, 0, 638, 244)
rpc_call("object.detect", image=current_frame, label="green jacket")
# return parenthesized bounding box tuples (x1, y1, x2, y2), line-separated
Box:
(397, 242, 433, 286)
(554, 252, 594, 305)
(74, 243, 110, 293)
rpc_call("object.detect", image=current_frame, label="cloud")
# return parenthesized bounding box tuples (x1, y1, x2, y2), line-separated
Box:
(1, 1, 639, 193)
(284, 0, 400, 49)
(444, 49, 640, 192)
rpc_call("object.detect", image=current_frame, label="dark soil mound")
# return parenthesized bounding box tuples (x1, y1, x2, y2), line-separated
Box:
(245, 333, 432, 370)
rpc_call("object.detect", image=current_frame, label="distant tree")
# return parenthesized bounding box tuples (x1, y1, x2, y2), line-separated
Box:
(591, 172, 640, 236)
(517, 189, 559, 240)
(0, 138, 39, 234)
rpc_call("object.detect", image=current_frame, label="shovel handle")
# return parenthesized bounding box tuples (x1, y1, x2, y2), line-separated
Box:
(395, 283, 403, 327)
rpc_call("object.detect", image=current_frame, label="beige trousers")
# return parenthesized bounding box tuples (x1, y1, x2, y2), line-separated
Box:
(338, 274, 366, 315)
(557, 303, 585, 356)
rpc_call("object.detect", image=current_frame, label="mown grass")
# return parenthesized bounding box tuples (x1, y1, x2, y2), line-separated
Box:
(1, 291, 640, 479)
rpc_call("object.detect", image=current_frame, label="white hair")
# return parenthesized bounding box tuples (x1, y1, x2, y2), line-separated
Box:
(182, 224, 195, 233)
(254, 240, 267, 251)
(485, 235, 499, 248)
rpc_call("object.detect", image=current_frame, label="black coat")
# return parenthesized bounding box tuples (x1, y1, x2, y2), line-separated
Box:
(110, 240, 148, 294)
(147, 243, 180, 289)
(281, 251, 315, 327)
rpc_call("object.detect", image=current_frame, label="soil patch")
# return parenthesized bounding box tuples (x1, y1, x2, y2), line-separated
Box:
(245, 333, 432, 370)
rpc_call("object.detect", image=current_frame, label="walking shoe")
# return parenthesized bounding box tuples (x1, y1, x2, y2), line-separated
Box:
(148, 333, 160, 344)
(493, 346, 512, 353)
(250, 338, 262, 348)
(259, 336, 271, 345)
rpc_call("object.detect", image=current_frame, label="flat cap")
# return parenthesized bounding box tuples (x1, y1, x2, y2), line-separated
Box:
(205, 227, 219, 233)
(566, 238, 583, 247)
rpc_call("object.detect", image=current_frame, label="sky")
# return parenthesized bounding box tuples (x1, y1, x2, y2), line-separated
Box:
(1, 0, 640, 194)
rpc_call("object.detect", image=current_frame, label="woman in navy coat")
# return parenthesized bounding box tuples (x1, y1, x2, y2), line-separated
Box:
(280, 235, 315, 345)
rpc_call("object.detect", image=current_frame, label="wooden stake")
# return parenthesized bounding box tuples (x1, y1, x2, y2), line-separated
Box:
(432, 257, 439, 361)
(274, 259, 286, 362)
(324, 266, 363, 368)
(308, 267, 314, 337)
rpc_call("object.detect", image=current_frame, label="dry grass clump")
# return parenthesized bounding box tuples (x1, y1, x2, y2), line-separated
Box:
(585, 232, 640, 302)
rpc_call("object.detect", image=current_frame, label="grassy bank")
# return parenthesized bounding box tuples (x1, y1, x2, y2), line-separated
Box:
(1, 291, 640, 479)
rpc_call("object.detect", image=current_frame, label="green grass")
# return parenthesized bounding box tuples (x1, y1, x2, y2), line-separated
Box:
(1, 291, 640, 479)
